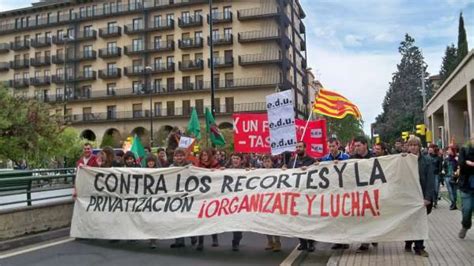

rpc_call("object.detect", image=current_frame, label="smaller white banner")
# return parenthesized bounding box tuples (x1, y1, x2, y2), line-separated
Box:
(178, 136, 194, 148)
(266, 90, 297, 155)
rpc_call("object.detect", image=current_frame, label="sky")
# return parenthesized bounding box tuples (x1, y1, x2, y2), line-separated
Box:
(1, 0, 473, 134)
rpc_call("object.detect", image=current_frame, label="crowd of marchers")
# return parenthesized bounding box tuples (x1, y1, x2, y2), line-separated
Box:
(76, 135, 473, 257)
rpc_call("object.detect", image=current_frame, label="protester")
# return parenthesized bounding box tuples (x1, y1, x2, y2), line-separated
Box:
(352, 136, 378, 252)
(404, 136, 434, 257)
(321, 138, 350, 250)
(168, 148, 196, 248)
(373, 142, 390, 157)
(193, 148, 220, 251)
(123, 151, 139, 168)
(443, 146, 459, 210)
(225, 153, 246, 251)
(457, 138, 474, 239)
(392, 138, 404, 154)
(96, 147, 115, 168)
(428, 144, 443, 208)
(261, 155, 282, 252)
(145, 154, 160, 168)
(157, 148, 169, 167)
(286, 141, 316, 252)
(76, 143, 99, 167)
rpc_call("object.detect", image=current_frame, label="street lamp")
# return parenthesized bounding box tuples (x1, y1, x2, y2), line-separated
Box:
(145, 65, 154, 147)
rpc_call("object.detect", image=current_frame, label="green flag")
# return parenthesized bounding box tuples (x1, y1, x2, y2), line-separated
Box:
(187, 107, 201, 140)
(205, 107, 225, 146)
(130, 134, 146, 166)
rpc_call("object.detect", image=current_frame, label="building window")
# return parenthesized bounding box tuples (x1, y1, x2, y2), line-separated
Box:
(154, 15, 162, 27)
(167, 101, 175, 116)
(83, 107, 92, 121)
(225, 97, 234, 113)
(132, 18, 143, 30)
(153, 79, 162, 93)
(224, 28, 232, 40)
(225, 73, 234, 87)
(155, 102, 162, 116)
(215, 98, 221, 113)
(107, 105, 116, 119)
(195, 75, 203, 90)
(133, 103, 143, 118)
(223, 6, 232, 19)
(183, 76, 191, 90)
(183, 100, 191, 116)
(107, 83, 116, 96)
(133, 81, 143, 94)
(132, 38, 143, 51)
(195, 99, 204, 115)
(167, 78, 174, 92)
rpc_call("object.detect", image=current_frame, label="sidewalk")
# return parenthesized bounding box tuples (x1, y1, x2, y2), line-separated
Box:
(302, 198, 473, 266)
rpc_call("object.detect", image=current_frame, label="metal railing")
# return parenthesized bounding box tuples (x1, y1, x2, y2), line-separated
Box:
(178, 37, 203, 49)
(207, 11, 233, 23)
(0, 62, 9, 70)
(10, 59, 30, 69)
(0, 43, 9, 52)
(239, 52, 282, 65)
(99, 26, 122, 37)
(148, 19, 174, 31)
(10, 40, 30, 50)
(99, 47, 122, 57)
(67, 102, 267, 123)
(0, 168, 76, 208)
(178, 14, 203, 28)
(237, 6, 279, 19)
(30, 76, 51, 86)
(238, 29, 280, 42)
(30, 37, 52, 47)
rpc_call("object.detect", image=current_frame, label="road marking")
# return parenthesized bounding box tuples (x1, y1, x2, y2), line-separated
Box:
(0, 237, 74, 259)
(280, 245, 305, 266)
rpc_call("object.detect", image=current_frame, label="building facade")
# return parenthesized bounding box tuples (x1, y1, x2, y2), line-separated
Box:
(0, 0, 308, 147)
(425, 50, 474, 147)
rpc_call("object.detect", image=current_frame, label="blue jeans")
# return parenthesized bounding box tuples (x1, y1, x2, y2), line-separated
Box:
(461, 191, 473, 230)
(445, 176, 458, 207)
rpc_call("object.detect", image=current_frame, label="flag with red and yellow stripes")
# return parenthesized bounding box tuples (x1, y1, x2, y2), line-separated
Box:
(312, 88, 362, 120)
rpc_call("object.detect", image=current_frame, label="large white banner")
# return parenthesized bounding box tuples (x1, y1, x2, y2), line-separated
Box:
(71, 154, 429, 243)
(265, 90, 297, 155)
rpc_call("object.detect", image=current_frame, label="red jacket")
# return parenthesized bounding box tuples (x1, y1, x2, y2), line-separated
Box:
(76, 155, 99, 167)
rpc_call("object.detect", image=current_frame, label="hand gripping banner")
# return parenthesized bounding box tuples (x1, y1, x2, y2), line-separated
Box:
(71, 154, 429, 243)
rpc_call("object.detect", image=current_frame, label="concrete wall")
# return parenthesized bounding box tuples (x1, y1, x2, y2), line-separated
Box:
(0, 199, 73, 240)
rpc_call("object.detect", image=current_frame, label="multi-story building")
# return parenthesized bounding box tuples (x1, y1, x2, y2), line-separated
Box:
(0, 0, 308, 147)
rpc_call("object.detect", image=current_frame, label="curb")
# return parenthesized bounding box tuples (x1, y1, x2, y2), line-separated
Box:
(0, 227, 70, 252)
(280, 246, 307, 266)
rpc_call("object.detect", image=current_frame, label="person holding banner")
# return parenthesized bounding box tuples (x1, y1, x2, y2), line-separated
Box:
(286, 141, 316, 252)
(76, 143, 99, 167)
(351, 136, 378, 252)
(261, 155, 282, 252)
(228, 153, 245, 251)
(404, 136, 434, 257)
(123, 151, 140, 168)
(168, 148, 197, 248)
(320, 138, 350, 250)
(458, 139, 474, 239)
(193, 148, 220, 251)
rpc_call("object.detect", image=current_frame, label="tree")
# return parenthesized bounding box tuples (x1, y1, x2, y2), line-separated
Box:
(439, 44, 458, 83)
(374, 34, 428, 143)
(457, 12, 469, 64)
(0, 86, 83, 168)
(325, 116, 364, 145)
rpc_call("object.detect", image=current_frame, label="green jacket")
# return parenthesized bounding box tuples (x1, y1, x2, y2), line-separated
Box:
(418, 154, 435, 202)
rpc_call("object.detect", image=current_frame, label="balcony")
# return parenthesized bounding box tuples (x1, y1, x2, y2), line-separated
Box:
(30, 76, 51, 86)
(30, 57, 51, 67)
(148, 19, 174, 31)
(124, 23, 145, 34)
(66, 102, 267, 124)
(75, 30, 97, 42)
(10, 59, 30, 69)
(52, 36, 68, 45)
(238, 30, 280, 43)
(208, 57, 234, 68)
(207, 11, 233, 24)
(208, 34, 233, 46)
(74, 50, 97, 62)
(0, 62, 9, 71)
(99, 47, 122, 58)
(99, 26, 122, 38)
(10, 40, 30, 51)
(124, 66, 144, 76)
(178, 37, 203, 50)
(9, 79, 29, 89)
(124, 45, 145, 55)
(74, 71, 97, 82)
(178, 15, 203, 28)
(146, 40, 175, 53)
(0, 43, 9, 53)
(300, 22, 306, 34)
(30, 37, 52, 48)
(51, 74, 74, 84)
(99, 68, 122, 79)
(238, 53, 282, 66)
(179, 59, 204, 71)
(237, 7, 280, 21)
(149, 63, 175, 74)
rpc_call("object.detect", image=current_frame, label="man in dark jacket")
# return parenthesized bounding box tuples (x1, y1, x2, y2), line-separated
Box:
(405, 136, 435, 257)
(457, 141, 474, 239)
(286, 141, 316, 252)
(428, 144, 443, 207)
